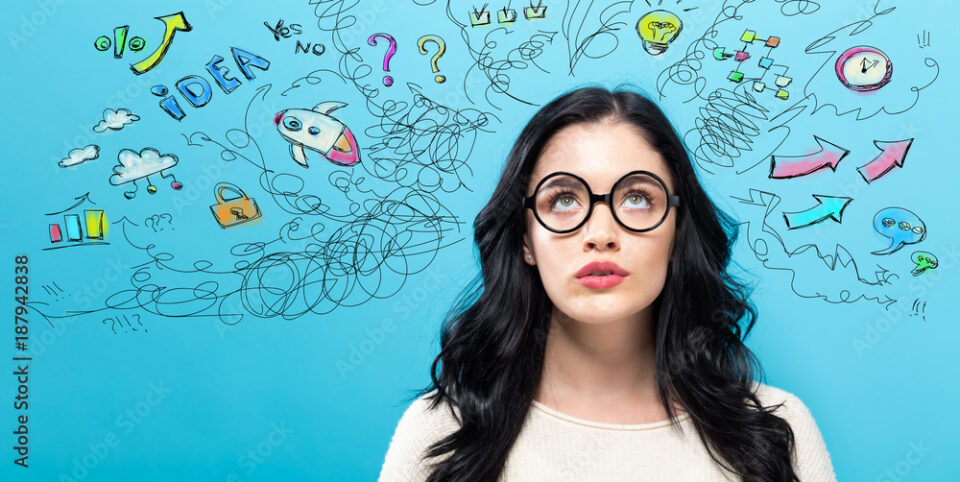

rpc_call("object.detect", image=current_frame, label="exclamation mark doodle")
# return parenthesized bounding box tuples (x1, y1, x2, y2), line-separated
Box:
(910, 298, 927, 321)
(42, 282, 65, 301)
(114, 25, 128, 58)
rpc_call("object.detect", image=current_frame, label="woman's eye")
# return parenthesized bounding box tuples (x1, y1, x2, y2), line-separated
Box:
(283, 117, 302, 131)
(623, 192, 651, 209)
(554, 195, 577, 210)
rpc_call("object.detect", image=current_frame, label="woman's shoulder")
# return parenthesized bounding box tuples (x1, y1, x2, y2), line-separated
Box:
(751, 380, 807, 410)
(378, 390, 461, 482)
(750, 380, 838, 481)
(749, 380, 820, 437)
(393, 389, 462, 434)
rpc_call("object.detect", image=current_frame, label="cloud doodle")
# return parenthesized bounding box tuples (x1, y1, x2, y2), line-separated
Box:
(93, 108, 140, 133)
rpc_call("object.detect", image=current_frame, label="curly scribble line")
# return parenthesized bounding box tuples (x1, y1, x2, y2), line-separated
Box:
(562, 0, 637, 75)
(732, 188, 899, 308)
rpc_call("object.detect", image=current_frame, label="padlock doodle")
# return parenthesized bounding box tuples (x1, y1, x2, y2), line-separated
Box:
(230, 207, 249, 220)
(210, 182, 262, 228)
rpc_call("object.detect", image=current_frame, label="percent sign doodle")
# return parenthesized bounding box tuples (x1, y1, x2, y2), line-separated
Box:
(94, 26, 147, 58)
(94, 12, 192, 75)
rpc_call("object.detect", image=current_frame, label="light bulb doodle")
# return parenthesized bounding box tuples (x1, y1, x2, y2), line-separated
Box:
(636, 10, 682, 56)
(108, 148, 184, 199)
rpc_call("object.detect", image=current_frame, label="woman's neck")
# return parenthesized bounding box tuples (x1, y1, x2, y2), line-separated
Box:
(533, 305, 683, 423)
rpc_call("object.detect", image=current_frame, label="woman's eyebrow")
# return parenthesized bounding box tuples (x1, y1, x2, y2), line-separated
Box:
(540, 176, 582, 189)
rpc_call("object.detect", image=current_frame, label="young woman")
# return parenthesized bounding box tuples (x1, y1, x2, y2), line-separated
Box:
(378, 86, 836, 481)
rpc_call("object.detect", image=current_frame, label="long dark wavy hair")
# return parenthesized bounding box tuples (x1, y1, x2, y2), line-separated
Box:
(410, 86, 798, 481)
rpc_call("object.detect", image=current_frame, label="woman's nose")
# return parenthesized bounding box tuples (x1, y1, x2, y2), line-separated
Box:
(582, 202, 619, 251)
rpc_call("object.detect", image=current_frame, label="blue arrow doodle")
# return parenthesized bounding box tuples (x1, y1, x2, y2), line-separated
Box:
(782, 194, 852, 229)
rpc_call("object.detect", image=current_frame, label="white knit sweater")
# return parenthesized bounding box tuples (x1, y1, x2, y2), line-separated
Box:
(378, 382, 836, 481)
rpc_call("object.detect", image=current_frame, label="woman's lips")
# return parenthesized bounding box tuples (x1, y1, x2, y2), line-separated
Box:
(576, 274, 627, 289)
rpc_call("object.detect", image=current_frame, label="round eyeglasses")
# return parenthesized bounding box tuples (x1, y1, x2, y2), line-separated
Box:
(522, 170, 680, 233)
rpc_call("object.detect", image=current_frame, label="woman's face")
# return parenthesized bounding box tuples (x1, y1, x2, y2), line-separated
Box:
(522, 120, 677, 324)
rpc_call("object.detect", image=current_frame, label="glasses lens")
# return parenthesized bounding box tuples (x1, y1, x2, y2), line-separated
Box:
(533, 172, 669, 231)
(534, 174, 590, 232)
(612, 172, 669, 231)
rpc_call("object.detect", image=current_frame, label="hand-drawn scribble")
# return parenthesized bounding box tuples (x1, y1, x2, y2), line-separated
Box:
(836, 46, 892, 92)
(561, 0, 634, 75)
(44, 193, 110, 250)
(457, 25, 558, 109)
(25, 80, 477, 326)
(769, 135, 848, 179)
(144, 213, 174, 232)
(108, 148, 183, 199)
(150, 47, 271, 120)
(102, 314, 147, 334)
(130, 11, 192, 75)
(94, 25, 147, 58)
(657, 2, 937, 176)
(59, 144, 100, 168)
(857, 138, 912, 184)
(417, 35, 447, 83)
(368, 33, 398, 86)
(872, 207, 926, 255)
(916, 30, 930, 48)
(733, 188, 897, 307)
(637, 9, 683, 56)
(210, 183, 264, 229)
(93, 108, 140, 133)
(275, 101, 361, 168)
(910, 251, 937, 276)
(782, 194, 851, 230)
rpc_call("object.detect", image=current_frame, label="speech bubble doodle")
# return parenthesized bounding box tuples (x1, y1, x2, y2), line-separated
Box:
(871, 207, 926, 255)
(910, 251, 938, 276)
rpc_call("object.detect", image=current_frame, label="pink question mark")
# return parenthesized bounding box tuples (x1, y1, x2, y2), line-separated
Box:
(367, 32, 397, 86)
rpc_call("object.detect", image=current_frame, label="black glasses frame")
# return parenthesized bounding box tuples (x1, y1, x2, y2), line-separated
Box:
(522, 170, 680, 233)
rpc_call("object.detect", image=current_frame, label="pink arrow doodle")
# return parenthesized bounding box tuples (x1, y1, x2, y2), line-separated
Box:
(769, 135, 850, 179)
(857, 138, 913, 184)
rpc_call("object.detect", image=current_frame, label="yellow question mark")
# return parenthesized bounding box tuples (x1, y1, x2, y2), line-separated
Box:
(417, 35, 446, 84)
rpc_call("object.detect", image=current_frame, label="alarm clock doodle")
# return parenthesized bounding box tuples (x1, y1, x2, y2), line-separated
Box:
(835, 45, 893, 91)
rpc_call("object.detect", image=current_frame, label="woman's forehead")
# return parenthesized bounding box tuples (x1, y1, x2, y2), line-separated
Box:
(531, 122, 674, 190)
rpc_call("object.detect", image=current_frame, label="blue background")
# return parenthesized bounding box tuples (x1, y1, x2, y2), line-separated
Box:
(1, 0, 957, 480)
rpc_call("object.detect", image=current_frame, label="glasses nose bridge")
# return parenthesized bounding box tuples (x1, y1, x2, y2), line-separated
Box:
(585, 191, 619, 228)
